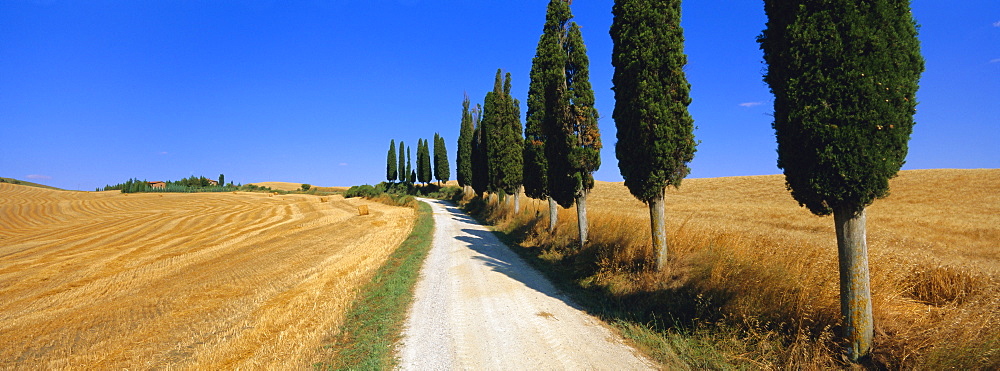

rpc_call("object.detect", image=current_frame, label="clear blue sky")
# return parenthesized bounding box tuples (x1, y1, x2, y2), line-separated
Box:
(2, 0, 997, 191)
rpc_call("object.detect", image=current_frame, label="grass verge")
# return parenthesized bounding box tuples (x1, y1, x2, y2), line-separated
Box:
(313, 201, 434, 370)
(461, 194, 999, 369)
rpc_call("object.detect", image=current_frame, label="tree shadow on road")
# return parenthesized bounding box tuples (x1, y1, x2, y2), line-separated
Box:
(455, 227, 586, 312)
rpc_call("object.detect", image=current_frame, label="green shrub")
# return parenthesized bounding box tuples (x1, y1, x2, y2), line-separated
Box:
(344, 184, 379, 198)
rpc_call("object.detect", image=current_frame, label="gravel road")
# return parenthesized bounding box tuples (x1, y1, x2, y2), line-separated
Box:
(397, 198, 655, 370)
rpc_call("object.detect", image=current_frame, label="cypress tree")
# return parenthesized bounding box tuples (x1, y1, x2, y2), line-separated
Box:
(481, 69, 523, 208)
(564, 21, 602, 246)
(387, 139, 397, 183)
(405, 145, 412, 184)
(457, 95, 474, 193)
(502, 72, 524, 211)
(611, 0, 697, 270)
(434, 133, 450, 186)
(218, 174, 225, 187)
(482, 70, 502, 195)
(398, 141, 406, 183)
(526, 0, 571, 231)
(418, 138, 432, 185)
(759, 0, 923, 361)
(535, 0, 602, 247)
(415, 139, 424, 184)
(483, 69, 524, 210)
(471, 104, 488, 197)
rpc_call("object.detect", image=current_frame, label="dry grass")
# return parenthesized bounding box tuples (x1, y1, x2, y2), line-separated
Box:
(0, 183, 415, 369)
(484, 169, 999, 368)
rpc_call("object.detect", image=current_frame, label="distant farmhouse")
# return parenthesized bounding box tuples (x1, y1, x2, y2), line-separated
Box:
(148, 181, 166, 189)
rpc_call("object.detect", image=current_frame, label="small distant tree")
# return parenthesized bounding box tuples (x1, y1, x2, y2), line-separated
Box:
(434, 133, 450, 186)
(219, 174, 225, 187)
(759, 0, 923, 361)
(457, 95, 474, 194)
(419, 138, 433, 185)
(301, 184, 311, 191)
(416, 139, 425, 184)
(611, 0, 697, 270)
(387, 139, 398, 183)
(406, 145, 413, 184)
(398, 141, 406, 183)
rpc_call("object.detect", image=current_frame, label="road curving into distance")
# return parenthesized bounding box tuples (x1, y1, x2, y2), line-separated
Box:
(398, 198, 655, 370)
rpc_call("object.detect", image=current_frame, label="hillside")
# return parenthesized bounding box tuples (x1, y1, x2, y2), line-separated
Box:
(248, 181, 349, 192)
(0, 177, 63, 191)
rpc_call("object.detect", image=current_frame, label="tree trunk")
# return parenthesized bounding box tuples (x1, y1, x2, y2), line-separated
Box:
(576, 190, 588, 248)
(548, 196, 558, 232)
(650, 190, 668, 271)
(833, 205, 873, 362)
(513, 187, 521, 214)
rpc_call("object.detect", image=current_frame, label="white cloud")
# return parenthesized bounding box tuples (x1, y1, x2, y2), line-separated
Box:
(739, 101, 764, 108)
(26, 174, 52, 180)
(993, 21, 1000, 27)
(990, 58, 1000, 64)
(158, 151, 169, 155)
(339, 162, 348, 166)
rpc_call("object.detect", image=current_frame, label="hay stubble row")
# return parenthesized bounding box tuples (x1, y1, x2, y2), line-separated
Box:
(0, 183, 414, 368)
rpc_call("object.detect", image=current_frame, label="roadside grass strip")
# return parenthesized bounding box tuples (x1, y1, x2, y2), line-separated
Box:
(315, 201, 434, 370)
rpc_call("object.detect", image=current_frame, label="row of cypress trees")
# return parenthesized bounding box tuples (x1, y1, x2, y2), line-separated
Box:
(386, 136, 450, 186)
(452, 0, 922, 362)
(457, 0, 603, 250)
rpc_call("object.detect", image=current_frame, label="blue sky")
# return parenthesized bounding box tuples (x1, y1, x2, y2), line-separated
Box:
(2, 0, 997, 191)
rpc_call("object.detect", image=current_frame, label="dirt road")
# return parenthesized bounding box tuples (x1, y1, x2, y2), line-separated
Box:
(0, 183, 413, 368)
(397, 199, 655, 370)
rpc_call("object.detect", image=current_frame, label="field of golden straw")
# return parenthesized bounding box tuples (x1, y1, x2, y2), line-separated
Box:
(0, 183, 413, 368)
(514, 168, 998, 367)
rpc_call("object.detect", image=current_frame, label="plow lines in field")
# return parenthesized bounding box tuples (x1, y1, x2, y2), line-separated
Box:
(0, 183, 414, 368)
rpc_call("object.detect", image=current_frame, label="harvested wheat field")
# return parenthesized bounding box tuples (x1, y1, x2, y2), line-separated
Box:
(248, 181, 348, 193)
(0, 183, 414, 369)
(585, 168, 999, 272)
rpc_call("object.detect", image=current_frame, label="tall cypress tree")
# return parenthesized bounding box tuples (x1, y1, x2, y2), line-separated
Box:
(418, 138, 432, 185)
(405, 145, 413, 184)
(434, 133, 450, 186)
(398, 141, 406, 183)
(563, 22, 602, 246)
(471, 104, 488, 197)
(497, 72, 524, 211)
(759, 0, 923, 361)
(611, 0, 697, 270)
(415, 139, 424, 184)
(535, 0, 602, 247)
(457, 95, 474, 192)
(387, 139, 397, 183)
(482, 70, 503, 196)
(526, 0, 571, 230)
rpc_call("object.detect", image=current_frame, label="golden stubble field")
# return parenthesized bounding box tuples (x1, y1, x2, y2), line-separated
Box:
(0, 183, 414, 369)
(513, 168, 998, 366)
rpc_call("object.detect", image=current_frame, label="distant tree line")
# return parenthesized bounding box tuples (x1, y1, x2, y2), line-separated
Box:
(99, 174, 253, 193)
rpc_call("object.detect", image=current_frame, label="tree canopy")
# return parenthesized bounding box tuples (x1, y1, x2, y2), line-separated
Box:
(611, 0, 697, 203)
